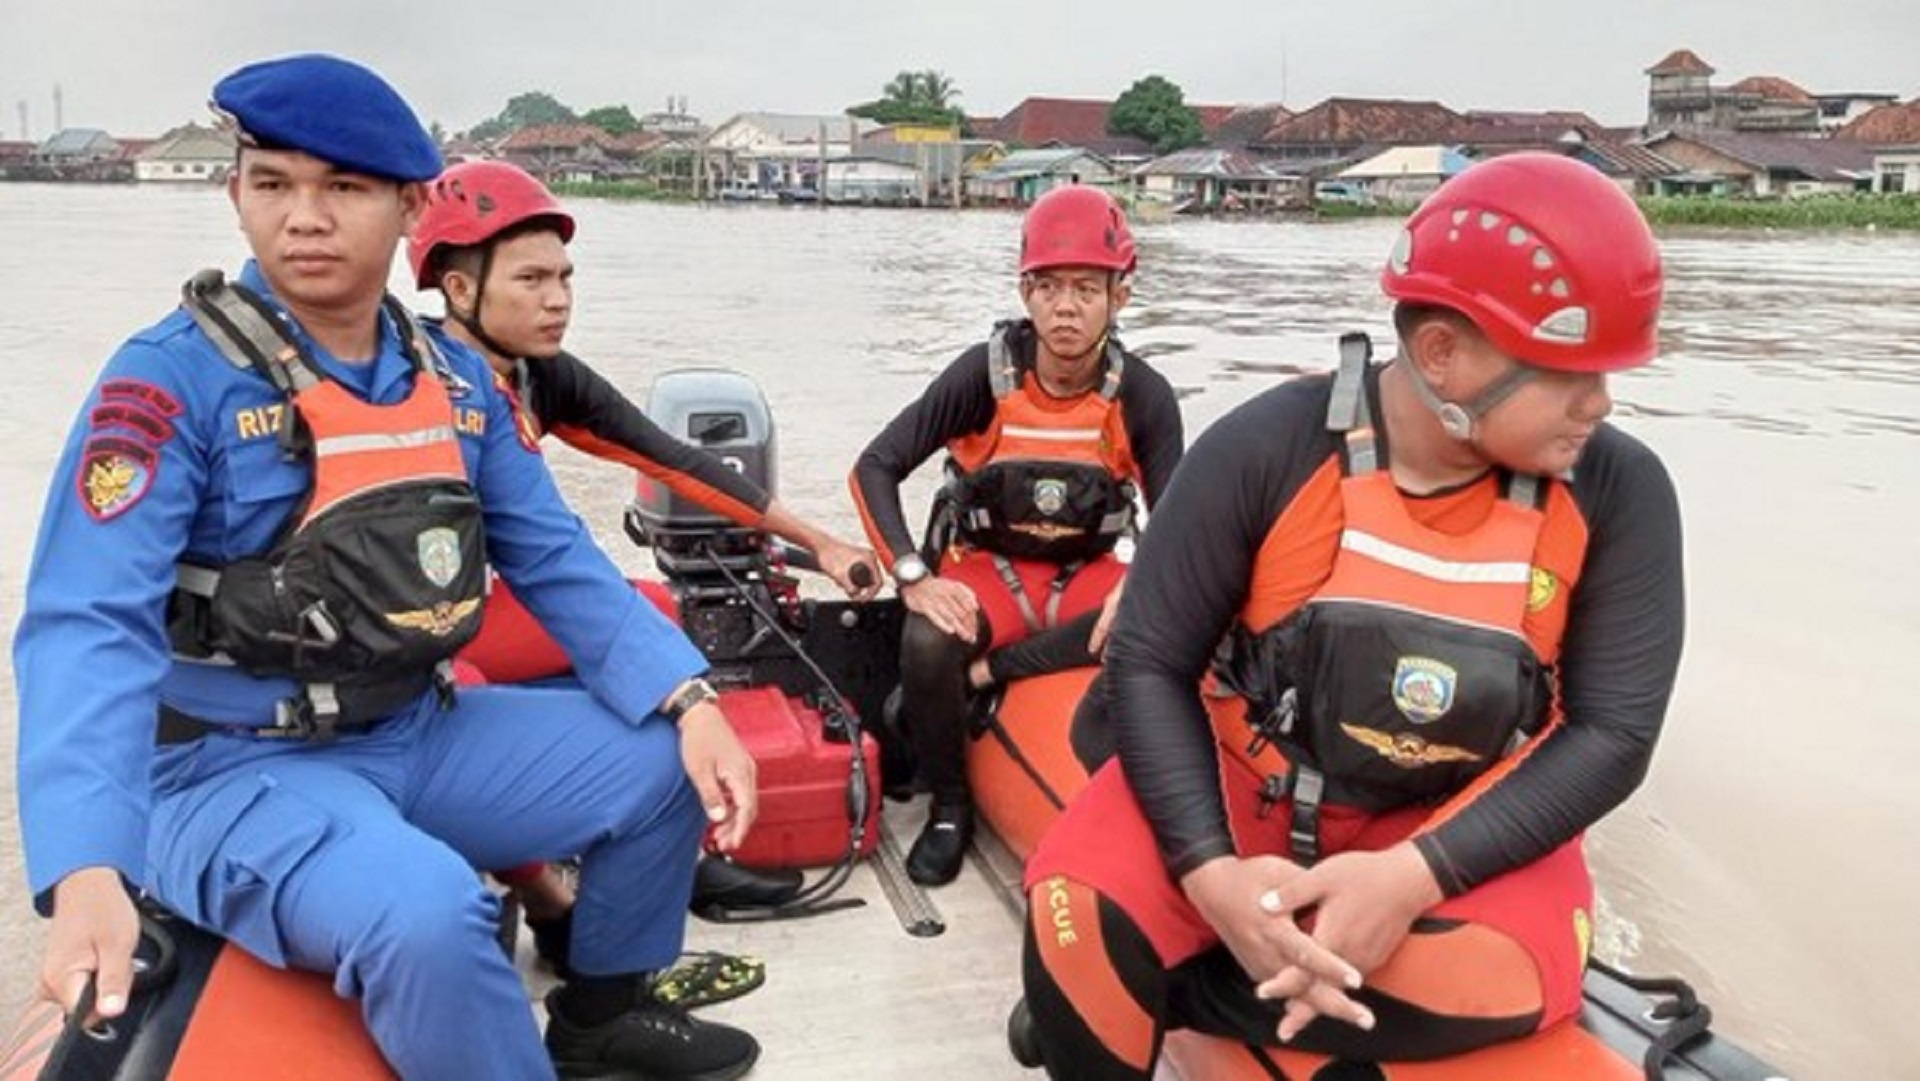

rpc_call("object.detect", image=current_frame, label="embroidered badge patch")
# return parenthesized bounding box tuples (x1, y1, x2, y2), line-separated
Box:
(76, 378, 180, 523)
(78, 435, 158, 521)
(386, 597, 483, 637)
(1391, 656, 1457, 724)
(1033, 478, 1069, 517)
(101, 379, 182, 417)
(1528, 566, 1559, 613)
(417, 527, 462, 588)
(90, 402, 176, 445)
(1339, 723, 1483, 769)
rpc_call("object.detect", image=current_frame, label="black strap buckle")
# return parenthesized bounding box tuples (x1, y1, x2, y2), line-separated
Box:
(271, 684, 341, 741)
(1287, 765, 1325, 866)
(1244, 686, 1297, 759)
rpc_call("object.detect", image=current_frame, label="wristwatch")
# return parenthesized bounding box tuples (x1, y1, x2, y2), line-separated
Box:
(662, 677, 720, 722)
(892, 553, 931, 587)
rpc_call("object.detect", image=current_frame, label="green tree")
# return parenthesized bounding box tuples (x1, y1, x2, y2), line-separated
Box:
(849, 69, 964, 129)
(469, 91, 579, 140)
(1109, 75, 1205, 154)
(582, 105, 641, 136)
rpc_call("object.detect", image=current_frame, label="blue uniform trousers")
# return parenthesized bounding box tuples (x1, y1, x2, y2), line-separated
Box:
(143, 684, 704, 1081)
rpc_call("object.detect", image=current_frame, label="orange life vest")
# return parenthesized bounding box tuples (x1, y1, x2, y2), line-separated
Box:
(169, 272, 486, 734)
(942, 324, 1141, 564)
(1224, 335, 1564, 829)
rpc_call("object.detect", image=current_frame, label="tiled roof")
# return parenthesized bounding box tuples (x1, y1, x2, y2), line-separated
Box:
(1257, 98, 1470, 147)
(1836, 101, 1920, 144)
(1210, 104, 1293, 148)
(1646, 49, 1715, 76)
(1729, 76, 1814, 103)
(500, 124, 611, 152)
(986, 96, 1229, 158)
(989, 98, 1122, 147)
(1455, 121, 1593, 147)
(608, 131, 670, 155)
(1193, 105, 1238, 134)
(1465, 109, 1602, 131)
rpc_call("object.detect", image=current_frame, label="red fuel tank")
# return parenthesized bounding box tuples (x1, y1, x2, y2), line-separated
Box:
(719, 685, 881, 868)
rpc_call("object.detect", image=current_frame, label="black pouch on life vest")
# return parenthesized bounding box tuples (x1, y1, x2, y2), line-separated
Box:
(949, 461, 1135, 564)
(1248, 604, 1551, 812)
(178, 481, 486, 693)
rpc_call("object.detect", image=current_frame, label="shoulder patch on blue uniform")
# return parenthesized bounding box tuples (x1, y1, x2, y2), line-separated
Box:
(78, 435, 159, 521)
(101, 379, 182, 417)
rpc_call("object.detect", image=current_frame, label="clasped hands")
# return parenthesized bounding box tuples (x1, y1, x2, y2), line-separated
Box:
(1181, 842, 1442, 1044)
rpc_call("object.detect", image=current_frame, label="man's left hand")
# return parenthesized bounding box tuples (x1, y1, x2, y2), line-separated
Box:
(677, 702, 759, 852)
(1255, 842, 1443, 1041)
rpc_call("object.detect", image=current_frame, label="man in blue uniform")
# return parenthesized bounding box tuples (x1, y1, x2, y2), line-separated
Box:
(12, 54, 760, 1080)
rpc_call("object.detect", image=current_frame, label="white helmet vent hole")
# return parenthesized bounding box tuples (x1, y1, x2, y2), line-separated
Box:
(1535, 306, 1591, 344)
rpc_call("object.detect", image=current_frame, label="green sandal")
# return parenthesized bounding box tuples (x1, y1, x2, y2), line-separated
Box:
(651, 951, 767, 1009)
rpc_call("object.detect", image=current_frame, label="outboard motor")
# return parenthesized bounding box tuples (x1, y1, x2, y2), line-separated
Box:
(625, 368, 776, 577)
(622, 369, 798, 671)
(622, 368, 903, 875)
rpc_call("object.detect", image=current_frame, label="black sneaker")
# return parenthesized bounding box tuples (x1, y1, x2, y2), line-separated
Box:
(905, 799, 974, 886)
(545, 988, 760, 1080)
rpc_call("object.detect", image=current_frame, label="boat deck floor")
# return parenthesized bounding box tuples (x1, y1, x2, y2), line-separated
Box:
(516, 796, 1128, 1080)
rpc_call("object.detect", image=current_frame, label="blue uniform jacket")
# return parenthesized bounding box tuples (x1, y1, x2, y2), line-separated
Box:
(12, 262, 707, 906)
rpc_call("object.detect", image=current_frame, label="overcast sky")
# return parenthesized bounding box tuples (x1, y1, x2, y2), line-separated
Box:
(2, 0, 1915, 140)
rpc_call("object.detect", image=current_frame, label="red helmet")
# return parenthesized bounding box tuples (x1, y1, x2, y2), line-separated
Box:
(1381, 152, 1663, 373)
(408, 160, 576, 289)
(1020, 185, 1136, 276)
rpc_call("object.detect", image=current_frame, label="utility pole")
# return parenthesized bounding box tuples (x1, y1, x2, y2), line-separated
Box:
(817, 120, 828, 208)
(53, 84, 63, 132)
(16, 100, 28, 141)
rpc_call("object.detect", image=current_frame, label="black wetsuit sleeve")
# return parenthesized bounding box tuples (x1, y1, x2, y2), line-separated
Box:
(1414, 426, 1685, 895)
(986, 610, 1101, 684)
(532, 350, 772, 525)
(850, 345, 997, 566)
(1108, 380, 1332, 877)
(1115, 354, 1185, 508)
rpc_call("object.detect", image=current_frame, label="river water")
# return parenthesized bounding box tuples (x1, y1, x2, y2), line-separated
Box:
(1, 184, 1915, 1079)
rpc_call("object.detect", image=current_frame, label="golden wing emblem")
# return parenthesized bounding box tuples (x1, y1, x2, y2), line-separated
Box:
(86, 457, 138, 510)
(1339, 723, 1483, 769)
(386, 597, 483, 637)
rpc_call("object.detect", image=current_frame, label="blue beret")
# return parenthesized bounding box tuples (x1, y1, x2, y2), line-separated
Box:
(211, 54, 442, 182)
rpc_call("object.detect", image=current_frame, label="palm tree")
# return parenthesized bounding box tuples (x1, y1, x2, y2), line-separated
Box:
(918, 70, 960, 109)
(883, 72, 926, 107)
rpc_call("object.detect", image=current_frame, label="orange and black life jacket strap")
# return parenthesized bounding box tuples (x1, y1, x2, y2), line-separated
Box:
(990, 554, 1084, 635)
(986, 323, 1128, 402)
(1329, 332, 1380, 475)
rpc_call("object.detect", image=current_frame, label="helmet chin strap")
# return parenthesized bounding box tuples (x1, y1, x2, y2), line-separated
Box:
(449, 246, 520, 364)
(1400, 357, 1537, 442)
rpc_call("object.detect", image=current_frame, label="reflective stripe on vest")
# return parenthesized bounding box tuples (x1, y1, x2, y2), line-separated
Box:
(299, 377, 467, 526)
(946, 324, 1137, 481)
